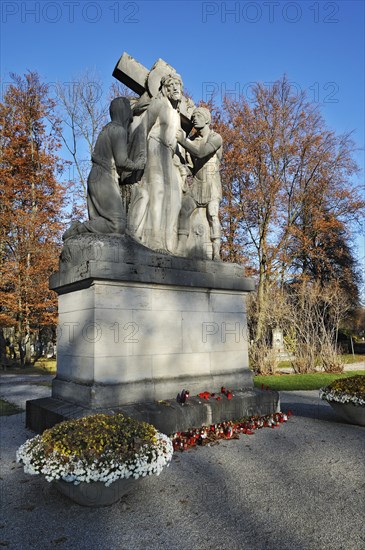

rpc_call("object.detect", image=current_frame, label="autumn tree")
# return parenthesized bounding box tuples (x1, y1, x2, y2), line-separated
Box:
(288, 203, 361, 306)
(0, 72, 66, 365)
(214, 77, 363, 344)
(285, 280, 351, 373)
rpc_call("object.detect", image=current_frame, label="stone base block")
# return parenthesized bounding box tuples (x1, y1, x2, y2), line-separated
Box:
(26, 388, 280, 435)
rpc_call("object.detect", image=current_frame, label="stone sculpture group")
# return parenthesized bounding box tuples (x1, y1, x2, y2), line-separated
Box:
(63, 55, 223, 261)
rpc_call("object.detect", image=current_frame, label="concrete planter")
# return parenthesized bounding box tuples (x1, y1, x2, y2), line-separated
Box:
(54, 476, 139, 507)
(328, 401, 365, 427)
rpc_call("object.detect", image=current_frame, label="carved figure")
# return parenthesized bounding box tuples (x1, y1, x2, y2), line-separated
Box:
(176, 107, 223, 260)
(127, 74, 186, 254)
(63, 97, 144, 240)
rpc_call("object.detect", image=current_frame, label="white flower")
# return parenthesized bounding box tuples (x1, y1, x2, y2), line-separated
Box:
(319, 387, 365, 407)
(17, 429, 173, 486)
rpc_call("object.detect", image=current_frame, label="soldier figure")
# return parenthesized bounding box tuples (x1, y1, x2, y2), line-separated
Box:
(176, 107, 223, 260)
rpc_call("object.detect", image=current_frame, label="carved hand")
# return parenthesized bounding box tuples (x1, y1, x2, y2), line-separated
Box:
(176, 128, 185, 144)
(135, 152, 146, 170)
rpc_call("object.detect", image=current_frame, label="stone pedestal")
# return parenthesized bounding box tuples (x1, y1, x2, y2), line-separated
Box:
(53, 279, 253, 407)
(26, 235, 279, 433)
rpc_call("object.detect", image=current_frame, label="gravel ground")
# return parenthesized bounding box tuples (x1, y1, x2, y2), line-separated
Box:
(0, 376, 364, 550)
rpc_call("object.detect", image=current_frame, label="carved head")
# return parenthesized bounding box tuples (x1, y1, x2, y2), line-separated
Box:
(109, 97, 132, 126)
(191, 107, 211, 128)
(159, 73, 183, 103)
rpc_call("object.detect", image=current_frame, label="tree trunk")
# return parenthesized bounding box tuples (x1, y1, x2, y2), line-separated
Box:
(24, 329, 32, 364)
(17, 336, 25, 367)
(0, 329, 6, 366)
(254, 259, 268, 343)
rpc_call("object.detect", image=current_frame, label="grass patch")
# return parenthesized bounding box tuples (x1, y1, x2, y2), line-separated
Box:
(254, 371, 365, 391)
(276, 354, 365, 369)
(32, 358, 57, 374)
(0, 398, 23, 416)
(340, 354, 365, 364)
(1, 359, 56, 375)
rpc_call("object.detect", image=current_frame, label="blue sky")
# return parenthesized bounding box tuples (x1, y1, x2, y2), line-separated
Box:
(1, 0, 364, 266)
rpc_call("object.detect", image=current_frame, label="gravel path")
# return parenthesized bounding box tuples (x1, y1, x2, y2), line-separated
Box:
(0, 374, 53, 409)
(0, 377, 364, 550)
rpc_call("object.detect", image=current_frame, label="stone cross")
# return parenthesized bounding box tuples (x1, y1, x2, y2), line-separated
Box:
(113, 52, 194, 131)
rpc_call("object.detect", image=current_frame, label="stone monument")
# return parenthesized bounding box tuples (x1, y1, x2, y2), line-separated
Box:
(26, 53, 279, 434)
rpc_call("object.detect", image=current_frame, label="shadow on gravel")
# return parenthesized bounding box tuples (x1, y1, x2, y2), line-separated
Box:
(171, 421, 364, 550)
(279, 391, 352, 425)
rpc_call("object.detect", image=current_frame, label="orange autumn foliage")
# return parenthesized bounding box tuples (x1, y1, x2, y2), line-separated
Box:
(210, 77, 363, 341)
(0, 72, 67, 363)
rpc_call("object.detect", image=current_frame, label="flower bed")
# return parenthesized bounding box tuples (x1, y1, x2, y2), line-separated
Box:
(16, 413, 173, 486)
(319, 375, 365, 426)
(319, 375, 365, 407)
(171, 412, 292, 451)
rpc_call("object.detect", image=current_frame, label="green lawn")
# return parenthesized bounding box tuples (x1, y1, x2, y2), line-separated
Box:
(0, 398, 23, 416)
(254, 371, 365, 391)
(340, 354, 365, 364)
(277, 354, 365, 369)
(1, 358, 56, 375)
(33, 359, 57, 374)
